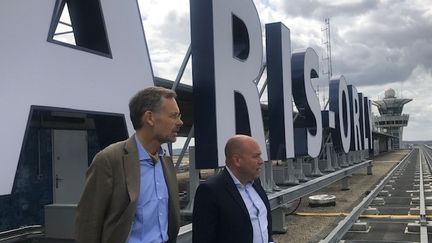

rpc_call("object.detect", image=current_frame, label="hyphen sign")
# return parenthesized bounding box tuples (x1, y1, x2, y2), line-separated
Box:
(190, 0, 373, 169)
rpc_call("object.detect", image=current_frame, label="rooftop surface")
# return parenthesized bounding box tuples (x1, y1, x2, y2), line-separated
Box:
(274, 150, 410, 242)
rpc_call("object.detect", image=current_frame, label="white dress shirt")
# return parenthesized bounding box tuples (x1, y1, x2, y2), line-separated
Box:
(226, 167, 269, 243)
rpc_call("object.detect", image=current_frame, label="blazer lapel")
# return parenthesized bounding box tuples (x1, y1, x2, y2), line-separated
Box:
(160, 156, 176, 201)
(161, 155, 180, 240)
(123, 135, 140, 203)
(221, 169, 250, 218)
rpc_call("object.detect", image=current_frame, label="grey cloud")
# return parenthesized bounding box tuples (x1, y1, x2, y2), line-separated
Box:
(145, 10, 190, 52)
(321, 0, 432, 87)
(279, 0, 378, 20)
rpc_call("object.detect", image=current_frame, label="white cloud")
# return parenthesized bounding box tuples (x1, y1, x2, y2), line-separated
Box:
(138, 0, 192, 83)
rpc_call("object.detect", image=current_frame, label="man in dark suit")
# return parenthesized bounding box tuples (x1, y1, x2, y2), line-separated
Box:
(75, 87, 183, 243)
(192, 135, 274, 243)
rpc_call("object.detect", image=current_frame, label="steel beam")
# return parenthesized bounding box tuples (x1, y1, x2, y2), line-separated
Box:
(268, 159, 373, 210)
(419, 153, 428, 243)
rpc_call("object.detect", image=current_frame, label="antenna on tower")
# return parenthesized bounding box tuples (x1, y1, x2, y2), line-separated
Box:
(322, 18, 333, 81)
(321, 18, 332, 109)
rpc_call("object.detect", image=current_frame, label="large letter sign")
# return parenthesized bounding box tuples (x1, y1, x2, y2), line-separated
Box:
(329, 76, 352, 153)
(0, 0, 154, 195)
(0, 0, 378, 195)
(266, 22, 295, 160)
(358, 92, 367, 150)
(291, 48, 323, 158)
(364, 97, 374, 151)
(190, 0, 268, 168)
(348, 85, 361, 151)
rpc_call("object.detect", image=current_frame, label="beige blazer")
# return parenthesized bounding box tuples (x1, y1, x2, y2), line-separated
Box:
(75, 135, 180, 243)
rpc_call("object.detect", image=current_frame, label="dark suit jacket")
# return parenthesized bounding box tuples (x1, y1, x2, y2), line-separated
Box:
(75, 135, 180, 243)
(192, 169, 273, 243)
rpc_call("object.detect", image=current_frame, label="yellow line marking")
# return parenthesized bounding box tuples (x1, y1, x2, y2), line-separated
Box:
(295, 212, 348, 217)
(295, 212, 431, 219)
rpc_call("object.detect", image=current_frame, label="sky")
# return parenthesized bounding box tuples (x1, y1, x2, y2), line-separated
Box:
(137, 0, 432, 141)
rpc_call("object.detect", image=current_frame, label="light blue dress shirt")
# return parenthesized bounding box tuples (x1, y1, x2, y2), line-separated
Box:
(226, 167, 269, 243)
(128, 136, 169, 243)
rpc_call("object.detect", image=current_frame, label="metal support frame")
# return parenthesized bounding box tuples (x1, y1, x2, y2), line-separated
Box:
(311, 157, 323, 177)
(420, 147, 432, 242)
(256, 63, 278, 193)
(53, 31, 74, 36)
(353, 151, 360, 164)
(324, 143, 335, 172)
(175, 126, 194, 171)
(356, 151, 361, 163)
(262, 160, 279, 192)
(367, 163, 373, 175)
(331, 145, 341, 170)
(59, 21, 72, 27)
(0, 225, 43, 242)
(295, 157, 309, 182)
(176, 224, 192, 243)
(254, 63, 267, 85)
(351, 151, 356, 164)
(273, 159, 299, 186)
(267, 159, 373, 210)
(181, 147, 199, 216)
(171, 44, 191, 91)
(284, 159, 300, 185)
(259, 78, 268, 98)
(339, 153, 349, 168)
(341, 176, 350, 191)
(271, 206, 288, 233)
(347, 152, 354, 166)
(319, 150, 414, 243)
(170, 43, 193, 172)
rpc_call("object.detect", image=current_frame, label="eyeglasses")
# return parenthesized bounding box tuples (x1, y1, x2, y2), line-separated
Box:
(149, 110, 182, 120)
(168, 112, 182, 120)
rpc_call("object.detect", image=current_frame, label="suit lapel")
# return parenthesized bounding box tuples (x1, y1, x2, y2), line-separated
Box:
(123, 136, 140, 203)
(161, 155, 180, 240)
(221, 169, 250, 218)
(161, 156, 175, 200)
(161, 155, 179, 213)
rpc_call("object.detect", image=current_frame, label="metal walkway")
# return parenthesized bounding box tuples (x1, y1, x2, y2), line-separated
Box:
(321, 147, 432, 243)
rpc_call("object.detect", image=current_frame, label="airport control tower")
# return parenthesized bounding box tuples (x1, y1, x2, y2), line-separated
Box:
(373, 88, 412, 150)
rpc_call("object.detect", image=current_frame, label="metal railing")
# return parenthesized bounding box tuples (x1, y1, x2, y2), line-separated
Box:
(319, 149, 414, 243)
(0, 225, 43, 242)
(418, 148, 428, 243)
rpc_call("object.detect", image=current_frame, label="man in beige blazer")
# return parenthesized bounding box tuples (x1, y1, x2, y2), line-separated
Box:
(76, 87, 183, 243)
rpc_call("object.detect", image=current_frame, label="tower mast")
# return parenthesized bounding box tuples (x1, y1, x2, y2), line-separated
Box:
(321, 18, 333, 108)
(322, 18, 333, 81)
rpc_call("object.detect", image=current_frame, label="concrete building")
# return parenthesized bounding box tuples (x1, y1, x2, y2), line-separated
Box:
(373, 88, 412, 150)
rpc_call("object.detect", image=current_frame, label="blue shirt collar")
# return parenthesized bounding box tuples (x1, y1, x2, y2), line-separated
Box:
(225, 166, 253, 188)
(134, 134, 164, 161)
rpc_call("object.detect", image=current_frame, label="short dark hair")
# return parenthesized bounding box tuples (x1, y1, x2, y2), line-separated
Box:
(129, 86, 177, 129)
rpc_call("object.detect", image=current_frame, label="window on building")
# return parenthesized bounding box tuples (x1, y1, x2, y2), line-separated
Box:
(47, 0, 111, 57)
